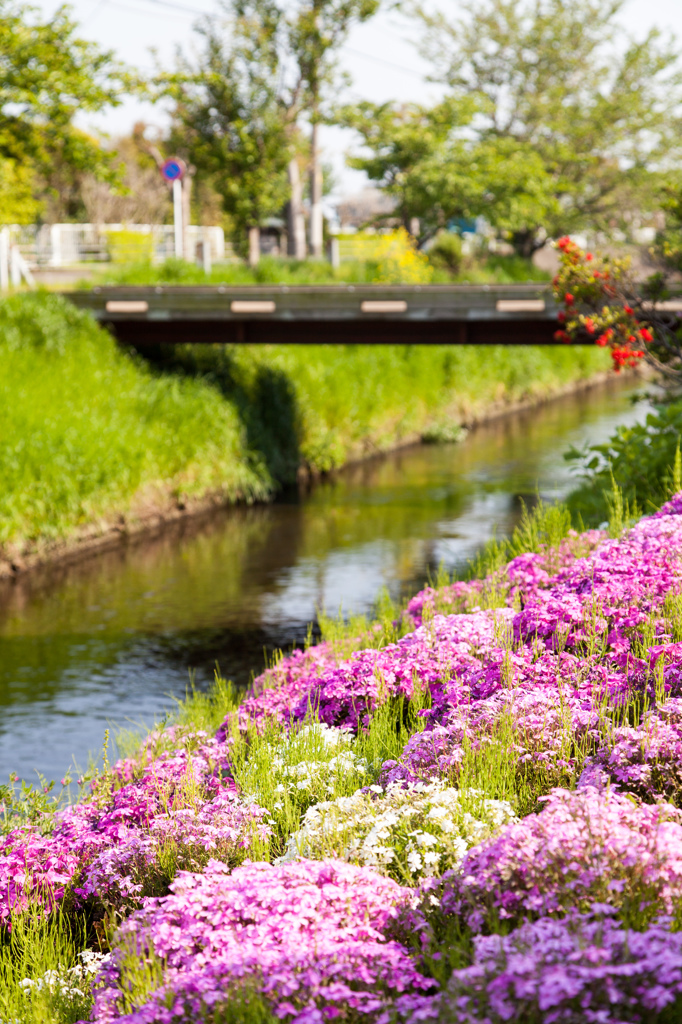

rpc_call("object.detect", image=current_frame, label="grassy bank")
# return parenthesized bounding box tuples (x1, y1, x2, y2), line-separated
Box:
(141, 341, 611, 482)
(0, 293, 269, 553)
(0, 291, 610, 560)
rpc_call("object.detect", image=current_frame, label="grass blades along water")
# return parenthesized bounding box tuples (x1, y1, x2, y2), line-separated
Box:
(6, 497, 682, 1021)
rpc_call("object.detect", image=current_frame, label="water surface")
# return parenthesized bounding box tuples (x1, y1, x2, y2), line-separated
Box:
(0, 379, 650, 782)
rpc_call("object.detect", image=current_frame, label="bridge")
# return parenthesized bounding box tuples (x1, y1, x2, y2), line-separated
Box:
(66, 283, 575, 346)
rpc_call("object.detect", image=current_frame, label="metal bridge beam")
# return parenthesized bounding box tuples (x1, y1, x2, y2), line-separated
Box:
(65, 284, 583, 346)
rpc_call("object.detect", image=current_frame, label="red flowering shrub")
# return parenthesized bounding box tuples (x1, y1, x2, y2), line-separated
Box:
(551, 237, 646, 372)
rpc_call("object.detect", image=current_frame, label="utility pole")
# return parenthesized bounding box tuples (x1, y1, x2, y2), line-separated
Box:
(172, 179, 183, 258)
(309, 118, 323, 258)
(287, 157, 307, 258)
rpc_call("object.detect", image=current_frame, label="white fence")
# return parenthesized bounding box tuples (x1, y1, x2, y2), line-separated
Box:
(4, 223, 235, 268)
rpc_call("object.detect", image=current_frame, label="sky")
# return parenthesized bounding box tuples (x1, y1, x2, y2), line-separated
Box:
(29, 0, 682, 200)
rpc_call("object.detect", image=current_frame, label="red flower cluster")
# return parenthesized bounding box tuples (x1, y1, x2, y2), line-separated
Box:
(552, 236, 651, 373)
(611, 345, 645, 372)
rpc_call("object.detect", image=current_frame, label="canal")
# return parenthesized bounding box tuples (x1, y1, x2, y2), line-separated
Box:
(0, 378, 650, 784)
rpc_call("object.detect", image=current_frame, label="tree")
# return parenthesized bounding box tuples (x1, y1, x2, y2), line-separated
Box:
(161, 0, 378, 259)
(339, 100, 560, 245)
(0, 0, 128, 217)
(287, 0, 378, 256)
(0, 158, 40, 225)
(160, 0, 294, 256)
(411, 0, 682, 254)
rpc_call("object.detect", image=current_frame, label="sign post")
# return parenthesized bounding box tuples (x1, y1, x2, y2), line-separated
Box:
(160, 158, 186, 260)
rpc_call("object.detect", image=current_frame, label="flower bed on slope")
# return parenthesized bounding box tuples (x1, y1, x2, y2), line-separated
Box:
(6, 501, 682, 1021)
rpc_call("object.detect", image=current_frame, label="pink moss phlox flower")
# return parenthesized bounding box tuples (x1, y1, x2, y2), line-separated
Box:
(419, 787, 682, 932)
(580, 697, 682, 802)
(397, 912, 682, 1022)
(0, 737, 266, 923)
(90, 858, 434, 1024)
(405, 529, 607, 627)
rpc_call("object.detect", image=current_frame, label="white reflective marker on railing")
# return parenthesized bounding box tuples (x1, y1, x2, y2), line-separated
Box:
(105, 300, 149, 313)
(360, 300, 408, 313)
(230, 300, 277, 313)
(496, 299, 546, 313)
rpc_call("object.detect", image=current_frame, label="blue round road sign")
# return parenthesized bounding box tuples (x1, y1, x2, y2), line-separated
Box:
(161, 158, 186, 182)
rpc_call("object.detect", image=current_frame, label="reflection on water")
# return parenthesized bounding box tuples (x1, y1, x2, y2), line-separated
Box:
(0, 379, 649, 782)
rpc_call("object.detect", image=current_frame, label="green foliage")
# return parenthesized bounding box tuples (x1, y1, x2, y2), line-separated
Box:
(0, 0, 128, 198)
(104, 230, 154, 264)
(159, 0, 378, 247)
(0, 907, 94, 1024)
(0, 155, 41, 223)
(567, 400, 682, 524)
(412, 0, 682, 254)
(428, 232, 463, 275)
(476, 254, 548, 283)
(84, 255, 379, 287)
(160, 2, 292, 242)
(338, 100, 557, 248)
(0, 292, 268, 548)
(144, 340, 609, 485)
(87, 251, 549, 288)
(0, 770, 71, 836)
(338, 99, 475, 242)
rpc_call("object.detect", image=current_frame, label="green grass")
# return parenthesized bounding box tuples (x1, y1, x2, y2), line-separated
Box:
(0, 907, 96, 1024)
(0, 291, 609, 553)
(142, 342, 611, 482)
(0, 292, 269, 549)
(77, 253, 549, 289)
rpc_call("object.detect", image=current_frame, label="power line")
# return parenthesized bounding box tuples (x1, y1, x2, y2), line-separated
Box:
(87, 0, 427, 80)
(130, 0, 213, 15)
(94, 0, 212, 18)
(342, 45, 426, 79)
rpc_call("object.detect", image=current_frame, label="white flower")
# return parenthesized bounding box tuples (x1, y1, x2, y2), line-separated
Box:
(407, 850, 423, 872)
(279, 780, 516, 881)
(414, 831, 438, 848)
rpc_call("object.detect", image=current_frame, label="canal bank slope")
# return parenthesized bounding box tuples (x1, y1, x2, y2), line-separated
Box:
(0, 292, 611, 578)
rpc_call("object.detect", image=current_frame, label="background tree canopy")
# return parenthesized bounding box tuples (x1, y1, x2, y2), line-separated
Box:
(0, 0, 130, 222)
(338, 99, 560, 246)
(411, 0, 682, 253)
(159, 0, 376, 251)
(339, 0, 682, 253)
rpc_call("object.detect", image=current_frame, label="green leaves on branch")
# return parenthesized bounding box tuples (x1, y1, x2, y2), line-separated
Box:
(0, 157, 40, 225)
(337, 99, 559, 245)
(161, 2, 292, 241)
(0, 1, 132, 179)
